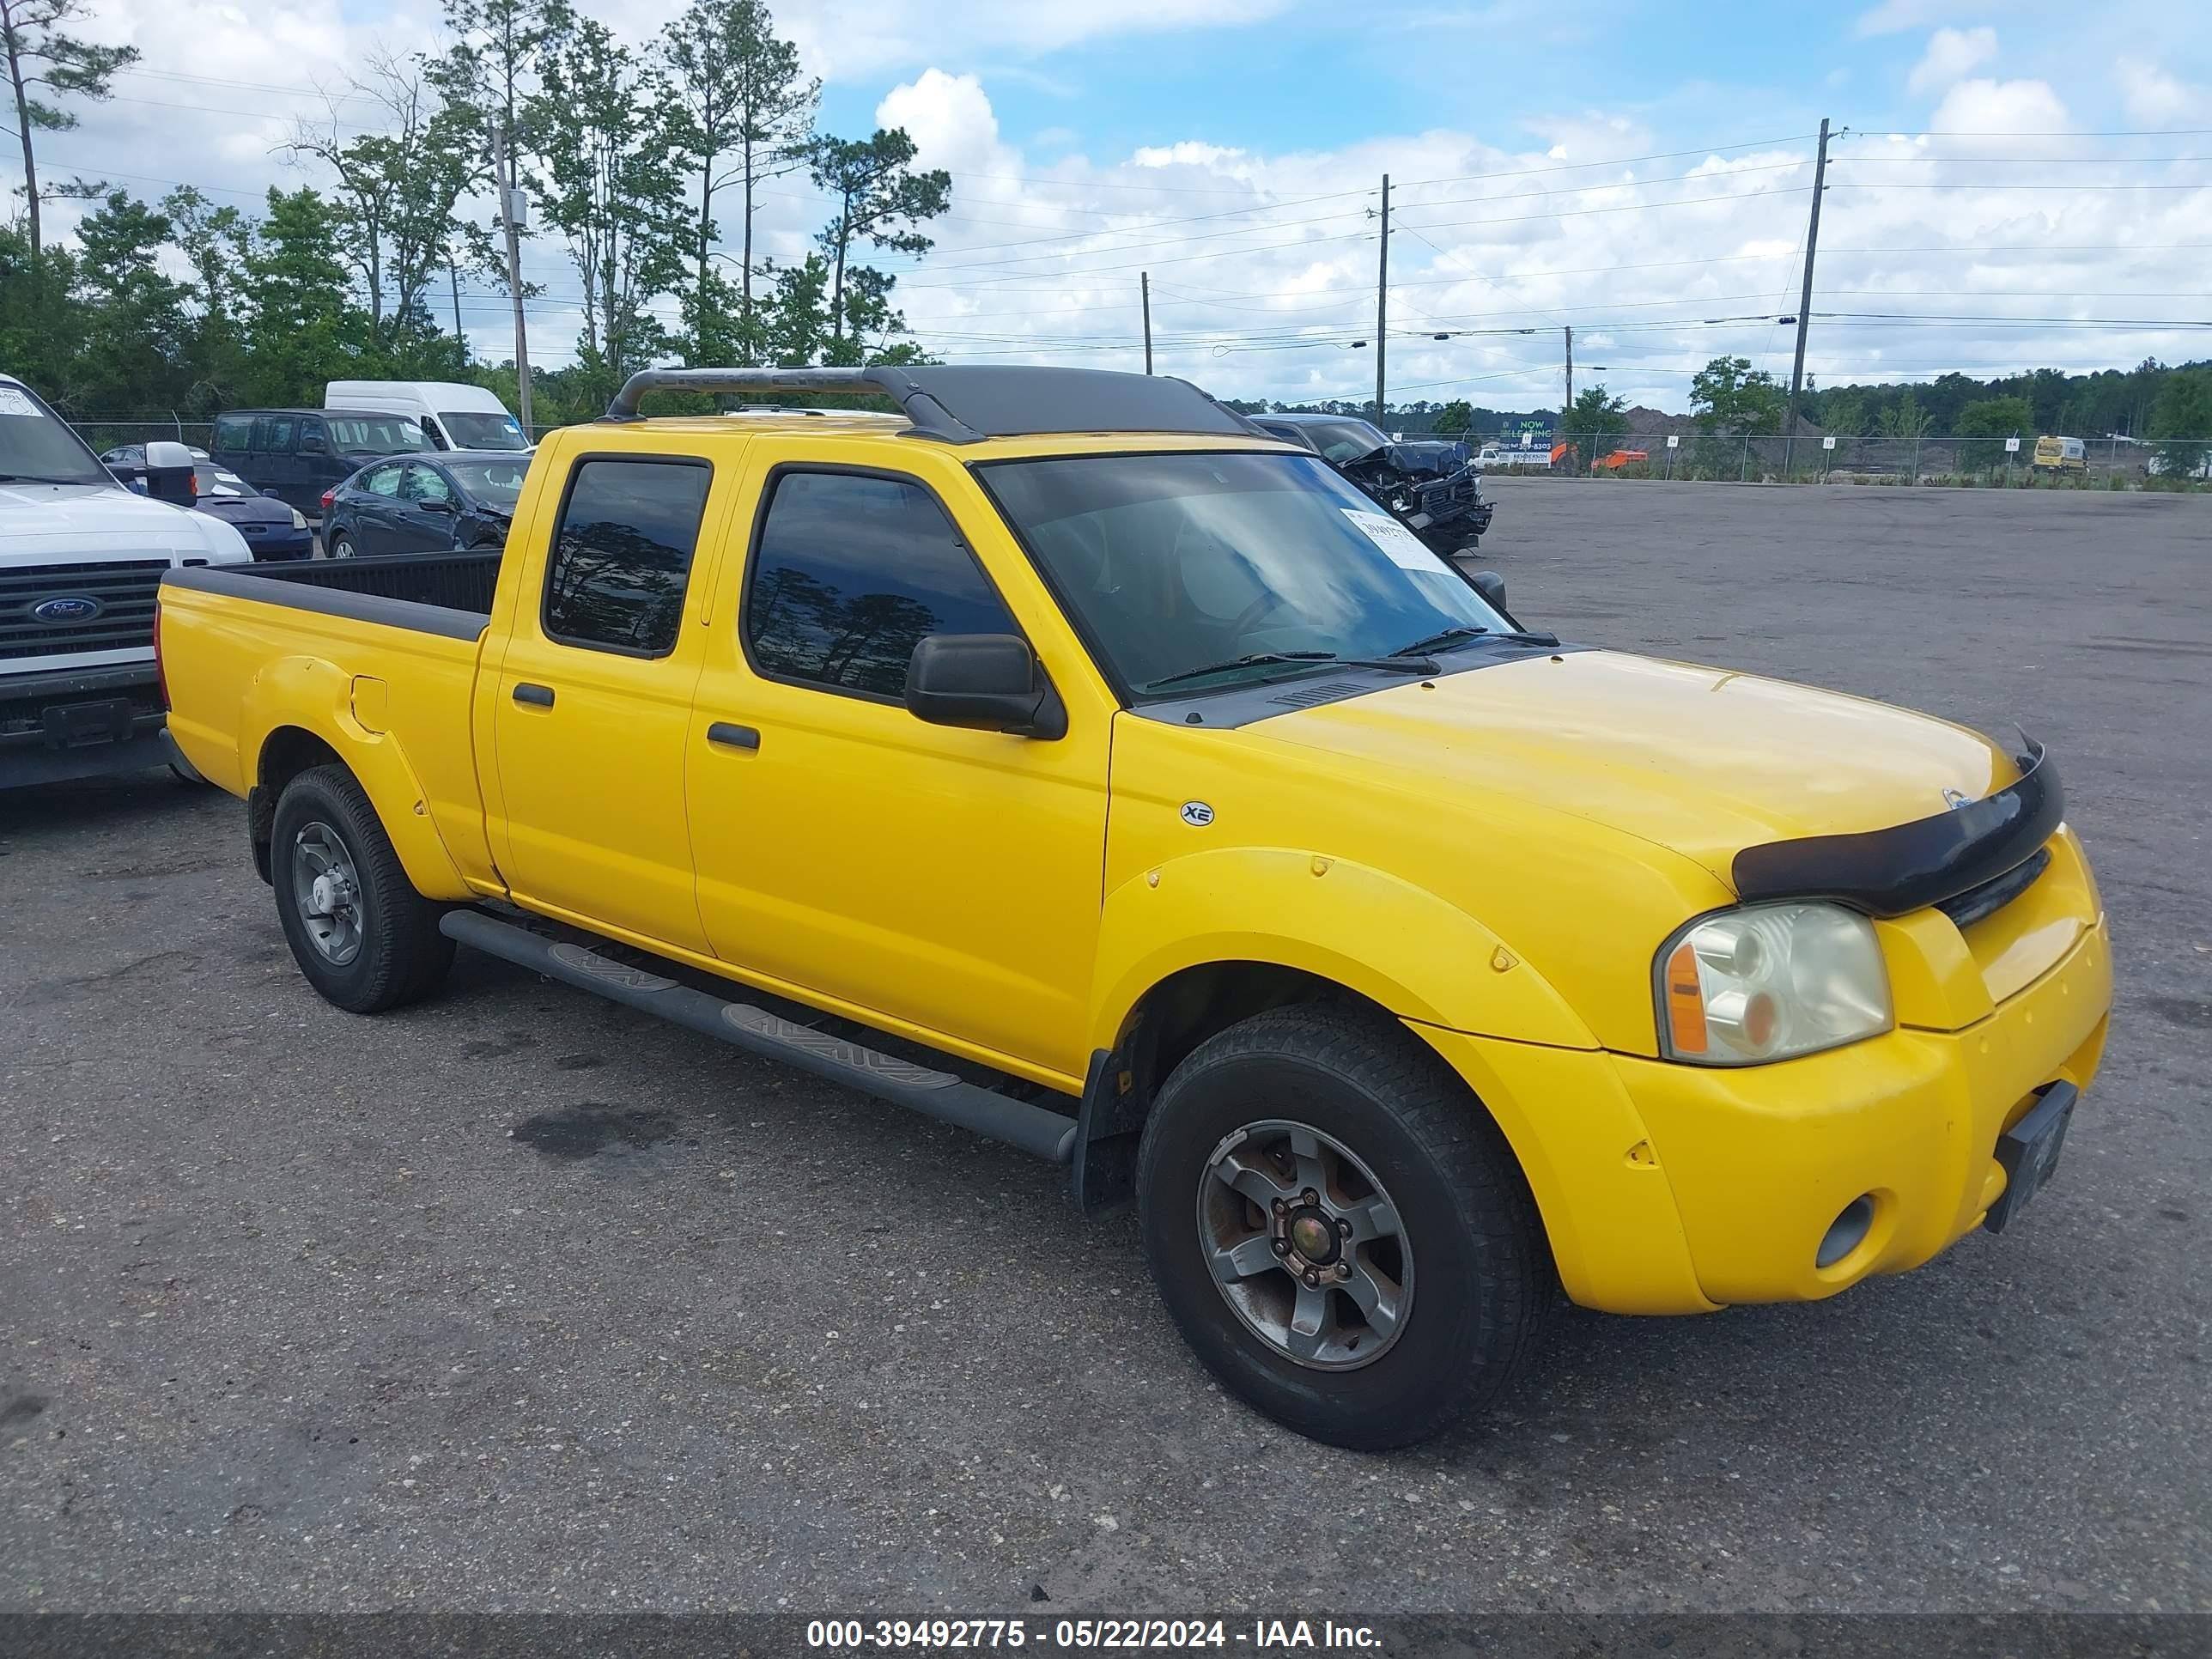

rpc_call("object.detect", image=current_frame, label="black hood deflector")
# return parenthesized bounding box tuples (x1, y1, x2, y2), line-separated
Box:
(1730, 738, 2062, 918)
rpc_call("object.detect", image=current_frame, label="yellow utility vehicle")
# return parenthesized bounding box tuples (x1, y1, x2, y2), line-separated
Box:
(2032, 435, 2088, 473)
(159, 368, 2112, 1449)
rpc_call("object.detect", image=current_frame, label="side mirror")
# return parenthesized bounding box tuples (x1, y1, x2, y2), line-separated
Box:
(420, 496, 457, 514)
(1468, 569, 1509, 613)
(143, 441, 198, 505)
(299, 433, 326, 454)
(904, 634, 1066, 740)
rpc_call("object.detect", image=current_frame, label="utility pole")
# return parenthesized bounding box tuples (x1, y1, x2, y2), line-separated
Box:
(491, 122, 533, 435)
(1563, 325, 1572, 468)
(1141, 271, 1153, 374)
(450, 264, 465, 360)
(1374, 173, 1389, 425)
(1784, 118, 1832, 475)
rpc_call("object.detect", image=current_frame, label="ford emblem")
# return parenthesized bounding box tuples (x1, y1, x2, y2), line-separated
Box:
(32, 594, 103, 624)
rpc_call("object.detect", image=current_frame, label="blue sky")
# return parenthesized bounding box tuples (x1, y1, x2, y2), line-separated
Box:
(26, 0, 2212, 410)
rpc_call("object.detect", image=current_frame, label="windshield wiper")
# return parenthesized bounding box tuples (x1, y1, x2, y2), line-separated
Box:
(1144, 651, 1337, 690)
(1390, 623, 1560, 655)
(0, 472, 92, 485)
(1145, 650, 1442, 692)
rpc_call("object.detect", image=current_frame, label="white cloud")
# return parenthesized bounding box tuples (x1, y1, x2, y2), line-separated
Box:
(1908, 27, 1997, 97)
(2113, 57, 2203, 125)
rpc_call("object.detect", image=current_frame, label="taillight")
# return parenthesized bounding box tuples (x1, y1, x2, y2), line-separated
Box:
(154, 598, 169, 708)
(321, 489, 337, 514)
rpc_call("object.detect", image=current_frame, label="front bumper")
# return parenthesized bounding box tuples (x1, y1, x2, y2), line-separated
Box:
(1416, 913, 2112, 1316)
(0, 661, 171, 789)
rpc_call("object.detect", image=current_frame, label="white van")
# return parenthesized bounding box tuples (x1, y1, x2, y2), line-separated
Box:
(324, 381, 527, 452)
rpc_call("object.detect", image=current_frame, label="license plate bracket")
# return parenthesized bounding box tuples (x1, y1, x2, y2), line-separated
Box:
(1983, 1080, 2078, 1234)
(42, 698, 137, 749)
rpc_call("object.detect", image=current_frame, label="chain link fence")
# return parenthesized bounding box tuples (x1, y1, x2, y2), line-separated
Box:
(1446, 431, 2211, 488)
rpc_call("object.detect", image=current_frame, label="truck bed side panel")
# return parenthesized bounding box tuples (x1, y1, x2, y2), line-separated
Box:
(159, 573, 497, 899)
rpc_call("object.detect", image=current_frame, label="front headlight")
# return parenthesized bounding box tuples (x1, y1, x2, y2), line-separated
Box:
(1656, 902, 1892, 1066)
(290, 507, 308, 530)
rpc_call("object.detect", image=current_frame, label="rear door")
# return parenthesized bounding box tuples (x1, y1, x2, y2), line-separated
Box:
(347, 463, 406, 553)
(489, 448, 734, 954)
(252, 415, 301, 508)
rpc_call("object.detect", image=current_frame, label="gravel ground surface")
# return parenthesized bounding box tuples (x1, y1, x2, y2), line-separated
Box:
(3, 481, 2208, 1617)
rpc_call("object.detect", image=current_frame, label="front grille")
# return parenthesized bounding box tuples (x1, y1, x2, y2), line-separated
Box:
(0, 559, 167, 660)
(1937, 844, 2052, 931)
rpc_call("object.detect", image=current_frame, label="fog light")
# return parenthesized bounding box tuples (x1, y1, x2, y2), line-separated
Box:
(1816, 1194, 1875, 1268)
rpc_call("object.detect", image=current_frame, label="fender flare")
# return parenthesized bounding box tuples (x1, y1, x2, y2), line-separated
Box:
(1086, 847, 1597, 1056)
(241, 655, 472, 901)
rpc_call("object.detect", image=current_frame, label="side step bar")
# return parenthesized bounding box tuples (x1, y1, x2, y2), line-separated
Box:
(441, 909, 1080, 1164)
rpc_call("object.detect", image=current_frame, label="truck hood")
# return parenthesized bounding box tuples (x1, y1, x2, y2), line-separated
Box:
(1, 481, 250, 560)
(1257, 648, 2014, 889)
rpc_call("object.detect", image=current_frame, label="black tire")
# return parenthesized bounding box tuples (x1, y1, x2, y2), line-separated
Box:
(270, 763, 453, 1013)
(328, 531, 356, 559)
(1137, 1003, 1545, 1450)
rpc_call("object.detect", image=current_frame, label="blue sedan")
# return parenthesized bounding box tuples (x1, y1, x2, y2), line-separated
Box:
(320, 451, 529, 559)
(102, 444, 314, 560)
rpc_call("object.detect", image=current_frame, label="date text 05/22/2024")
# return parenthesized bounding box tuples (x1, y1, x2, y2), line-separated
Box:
(805, 1619, 1382, 1651)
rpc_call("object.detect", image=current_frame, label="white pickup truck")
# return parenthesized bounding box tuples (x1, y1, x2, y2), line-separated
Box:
(2, 374, 251, 789)
(1474, 442, 1554, 471)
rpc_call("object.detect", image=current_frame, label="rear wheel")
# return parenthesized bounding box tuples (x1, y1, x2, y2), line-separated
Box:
(270, 764, 453, 1012)
(1137, 1003, 1544, 1449)
(328, 531, 356, 559)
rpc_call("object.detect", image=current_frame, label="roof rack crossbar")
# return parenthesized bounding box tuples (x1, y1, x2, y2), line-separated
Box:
(602, 364, 1267, 446)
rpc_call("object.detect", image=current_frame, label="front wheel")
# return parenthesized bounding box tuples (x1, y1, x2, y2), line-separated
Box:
(270, 764, 453, 1012)
(1137, 1004, 1546, 1449)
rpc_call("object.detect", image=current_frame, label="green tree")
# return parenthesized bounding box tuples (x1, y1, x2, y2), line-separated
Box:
(1954, 396, 2033, 441)
(805, 127, 949, 348)
(2148, 368, 2212, 480)
(70, 190, 189, 415)
(1689, 356, 1785, 435)
(1431, 399, 1472, 436)
(162, 185, 253, 410)
(531, 17, 688, 380)
(240, 186, 372, 404)
(289, 53, 481, 356)
(1, 0, 137, 257)
(1876, 393, 1934, 440)
(1815, 391, 1864, 438)
(660, 0, 815, 360)
(0, 215, 81, 392)
(1568, 385, 1629, 443)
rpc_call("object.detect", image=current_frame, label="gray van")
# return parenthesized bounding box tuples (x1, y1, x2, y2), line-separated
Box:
(210, 408, 432, 517)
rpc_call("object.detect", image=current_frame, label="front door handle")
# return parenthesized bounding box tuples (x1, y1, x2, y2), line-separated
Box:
(707, 721, 760, 750)
(513, 682, 555, 708)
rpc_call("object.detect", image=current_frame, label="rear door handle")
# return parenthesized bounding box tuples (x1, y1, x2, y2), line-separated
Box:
(707, 721, 760, 750)
(513, 682, 555, 708)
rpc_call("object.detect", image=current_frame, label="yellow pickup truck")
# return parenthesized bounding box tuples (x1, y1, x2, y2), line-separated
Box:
(159, 366, 2112, 1449)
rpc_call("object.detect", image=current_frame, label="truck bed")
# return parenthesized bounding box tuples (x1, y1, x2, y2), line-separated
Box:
(164, 550, 501, 637)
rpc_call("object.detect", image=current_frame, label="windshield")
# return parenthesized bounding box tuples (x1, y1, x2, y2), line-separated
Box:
(0, 381, 113, 485)
(979, 450, 1510, 696)
(444, 457, 529, 504)
(1296, 418, 1391, 463)
(441, 410, 527, 449)
(325, 415, 428, 454)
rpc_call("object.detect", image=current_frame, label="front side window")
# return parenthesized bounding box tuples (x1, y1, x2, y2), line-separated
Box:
(543, 458, 712, 657)
(255, 416, 296, 453)
(744, 470, 1019, 700)
(402, 464, 453, 503)
(979, 450, 1509, 696)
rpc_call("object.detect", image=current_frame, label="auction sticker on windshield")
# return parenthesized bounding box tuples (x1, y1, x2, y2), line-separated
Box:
(0, 387, 42, 417)
(1342, 507, 1436, 569)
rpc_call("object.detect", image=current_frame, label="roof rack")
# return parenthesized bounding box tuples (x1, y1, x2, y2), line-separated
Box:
(601, 365, 1267, 446)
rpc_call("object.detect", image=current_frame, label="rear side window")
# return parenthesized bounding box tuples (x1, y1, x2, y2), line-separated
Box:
(362, 464, 404, 497)
(542, 458, 712, 657)
(255, 416, 295, 453)
(744, 470, 1018, 699)
(213, 415, 252, 455)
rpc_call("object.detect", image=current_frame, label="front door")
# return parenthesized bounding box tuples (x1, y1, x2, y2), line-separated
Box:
(490, 452, 726, 955)
(685, 456, 1112, 1081)
(396, 462, 461, 553)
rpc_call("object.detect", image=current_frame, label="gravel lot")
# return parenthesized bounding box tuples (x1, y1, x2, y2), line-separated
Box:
(3, 481, 2209, 1618)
